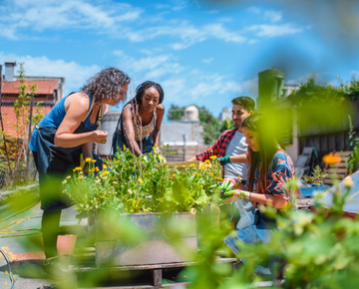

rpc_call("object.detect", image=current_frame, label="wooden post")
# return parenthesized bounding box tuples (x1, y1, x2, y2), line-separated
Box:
(25, 91, 34, 180)
(0, 65, 14, 182)
(152, 269, 162, 288)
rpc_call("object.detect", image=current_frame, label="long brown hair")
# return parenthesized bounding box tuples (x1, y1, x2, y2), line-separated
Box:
(242, 113, 280, 194)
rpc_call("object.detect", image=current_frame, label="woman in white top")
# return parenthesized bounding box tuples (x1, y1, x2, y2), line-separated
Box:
(113, 81, 165, 156)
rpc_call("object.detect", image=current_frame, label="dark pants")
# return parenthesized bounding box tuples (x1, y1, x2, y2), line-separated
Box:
(33, 151, 62, 259)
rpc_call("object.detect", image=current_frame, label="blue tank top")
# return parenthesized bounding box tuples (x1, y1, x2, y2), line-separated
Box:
(29, 91, 99, 152)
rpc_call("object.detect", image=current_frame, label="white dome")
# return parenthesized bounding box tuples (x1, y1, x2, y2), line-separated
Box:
(183, 105, 199, 121)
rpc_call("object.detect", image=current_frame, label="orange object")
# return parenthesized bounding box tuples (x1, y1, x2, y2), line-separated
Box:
(323, 154, 342, 164)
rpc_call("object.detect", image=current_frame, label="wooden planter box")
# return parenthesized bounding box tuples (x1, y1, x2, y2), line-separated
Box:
(94, 212, 197, 266)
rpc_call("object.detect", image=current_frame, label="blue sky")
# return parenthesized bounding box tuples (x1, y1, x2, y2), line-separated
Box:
(1, 0, 358, 119)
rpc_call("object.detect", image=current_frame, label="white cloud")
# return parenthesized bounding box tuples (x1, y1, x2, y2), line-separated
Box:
(113, 50, 185, 81)
(155, 4, 171, 9)
(0, 51, 100, 94)
(264, 11, 282, 23)
(172, 0, 189, 11)
(111, 49, 257, 115)
(0, 0, 143, 39)
(249, 23, 304, 37)
(203, 58, 214, 65)
(119, 21, 246, 50)
(246, 6, 261, 14)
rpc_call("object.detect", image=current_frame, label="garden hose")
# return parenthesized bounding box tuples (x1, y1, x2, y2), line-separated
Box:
(0, 247, 15, 289)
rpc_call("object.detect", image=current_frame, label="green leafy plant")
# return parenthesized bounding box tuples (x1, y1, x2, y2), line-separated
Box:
(0, 62, 42, 188)
(302, 165, 327, 186)
(347, 115, 359, 174)
(64, 147, 222, 217)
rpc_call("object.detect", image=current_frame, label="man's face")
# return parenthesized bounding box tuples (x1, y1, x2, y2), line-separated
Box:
(232, 104, 252, 129)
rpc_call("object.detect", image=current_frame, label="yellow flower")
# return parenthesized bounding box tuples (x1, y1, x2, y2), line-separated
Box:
(209, 173, 213, 176)
(209, 155, 217, 160)
(91, 159, 97, 163)
(73, 166, 82, 172)
(101, 171, 109, 177)
(85, 158, 91, 162)
(128, 176, 131, 180)
(193, 173, 196, 175)
(95, 167, 99, 172)
(181, 165, 185, 168)
(102, 164, 107, 169)
(89, 168, 95, 173)
(323, 154, 341, 164)
(138, 178, 143, 183)
(95, 176, 99, 179)
(204, 160, 211, 165)
(160, 145, 163, 148)
(344, 176, 353, 188)
(189, 164, 195, 167)
(172, 173, 176, 177)
(215, 177, 223, 181)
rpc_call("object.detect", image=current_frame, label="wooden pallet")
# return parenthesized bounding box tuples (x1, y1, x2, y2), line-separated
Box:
(323, 151, 352, 185)
(71, 257, 238, 289)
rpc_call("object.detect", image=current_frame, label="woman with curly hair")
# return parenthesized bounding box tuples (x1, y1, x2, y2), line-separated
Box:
(112, 81, 165, 156)
(29, 67, 130, 279)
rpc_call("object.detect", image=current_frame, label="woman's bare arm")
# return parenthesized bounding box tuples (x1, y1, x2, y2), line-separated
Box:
(229, 154, 250, 164)
(122, 104, 142, 156)
(55, 92, 107, 148)
(152, 104, 165, 145)
(249, 192, 288, 209)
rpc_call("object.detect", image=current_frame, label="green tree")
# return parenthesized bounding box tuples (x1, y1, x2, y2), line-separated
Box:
(167, 104, 185, 120)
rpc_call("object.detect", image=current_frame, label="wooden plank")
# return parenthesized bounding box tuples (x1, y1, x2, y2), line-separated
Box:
(328, 168, 347, 174)
(71, 257, 237, 273)
(78, 282, 192, 289)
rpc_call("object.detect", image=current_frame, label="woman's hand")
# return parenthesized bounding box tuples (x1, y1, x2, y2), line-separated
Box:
(92, 130, 108, 144)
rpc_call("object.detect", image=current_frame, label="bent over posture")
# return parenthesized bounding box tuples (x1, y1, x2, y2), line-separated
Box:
(29, 67, 130, 279)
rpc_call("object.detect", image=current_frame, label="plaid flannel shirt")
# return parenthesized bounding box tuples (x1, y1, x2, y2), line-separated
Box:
(196, 129, 237, 161)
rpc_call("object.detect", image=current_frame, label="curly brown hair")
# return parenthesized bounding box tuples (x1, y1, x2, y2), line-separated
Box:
(81, 67, 130, 104)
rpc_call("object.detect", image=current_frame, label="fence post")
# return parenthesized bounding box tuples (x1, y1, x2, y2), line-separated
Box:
(0, 65, 14, 184)
(182, 134, 187, 161)
(25, 90, 34, 181)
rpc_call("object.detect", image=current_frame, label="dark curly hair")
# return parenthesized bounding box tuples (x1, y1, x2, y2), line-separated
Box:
(134, 81, 164, 105)
(81, 67, 130, 105)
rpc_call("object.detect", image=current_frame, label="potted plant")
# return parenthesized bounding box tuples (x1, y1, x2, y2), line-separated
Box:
(300, 165, 330, 197)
